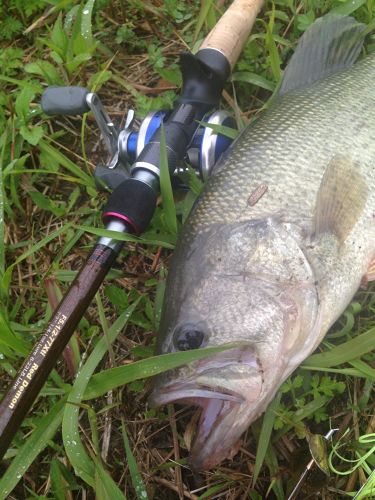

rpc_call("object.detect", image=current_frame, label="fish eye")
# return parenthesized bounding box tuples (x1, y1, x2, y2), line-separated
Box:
(173, 325, 206, 351)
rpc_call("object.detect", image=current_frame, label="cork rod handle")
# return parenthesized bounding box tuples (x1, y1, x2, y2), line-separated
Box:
(200, 0, 264, 69)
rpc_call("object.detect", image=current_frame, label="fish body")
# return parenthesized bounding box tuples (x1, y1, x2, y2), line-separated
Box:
(150, 16, 375, 469)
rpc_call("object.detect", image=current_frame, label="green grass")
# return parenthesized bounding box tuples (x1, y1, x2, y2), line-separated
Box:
(0, 0, 374, 498)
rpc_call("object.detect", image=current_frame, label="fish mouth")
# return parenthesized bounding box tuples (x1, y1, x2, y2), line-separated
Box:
(149, 346, 263, 470)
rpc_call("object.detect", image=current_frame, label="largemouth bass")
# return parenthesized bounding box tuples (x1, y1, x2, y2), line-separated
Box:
(150, 15, 375, 470)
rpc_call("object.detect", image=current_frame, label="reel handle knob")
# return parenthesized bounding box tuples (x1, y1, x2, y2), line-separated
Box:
(41, 86, 90, 115)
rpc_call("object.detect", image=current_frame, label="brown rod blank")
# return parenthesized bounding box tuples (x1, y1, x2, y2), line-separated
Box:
(0, 243, 118, 460)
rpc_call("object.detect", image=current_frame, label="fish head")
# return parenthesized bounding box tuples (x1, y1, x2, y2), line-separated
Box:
(150, 219, 319, 469)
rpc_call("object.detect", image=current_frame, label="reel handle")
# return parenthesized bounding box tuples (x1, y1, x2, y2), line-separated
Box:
(41, 86, 90, 115)
(199, 0, 264, 69)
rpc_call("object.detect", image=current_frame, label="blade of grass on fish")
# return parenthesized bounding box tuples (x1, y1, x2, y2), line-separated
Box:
(0, 397, 66, 498)
(83, 344, 242, 400)
(303, 326, 375, 369)
(159, 125, 177, 239)
(121, 421, 148, 500)
(62, 299, 140, 487)
(252, 391, 282, 486)
(76, 225, 175, 249)
(1, 223, 71, 296)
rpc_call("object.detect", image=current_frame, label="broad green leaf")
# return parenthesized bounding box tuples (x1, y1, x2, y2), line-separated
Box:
(15, 87, 35, 123)
(83, 344, 241, 400)
(81, 0, 95, 48)
(25, 61, 63, 86)
(0, 397, 66, 498)
(0, 76, 41, 92)
(20, 125, 44, 146)
(51, 13, 68, 54)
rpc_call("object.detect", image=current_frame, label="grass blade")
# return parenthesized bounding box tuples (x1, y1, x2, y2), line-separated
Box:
(0, 128, 6, 276)
(94, 457, 126, 500)
(304, 327, 375, 368)
(159, 125, 177, 239)
(62, 299, 140, 486)
(121, 422, 148, 500)
(0, 397, 66, 498)
(232, 72, 276, 92)
(2, 223, 71, 295)
(193, 0, 215, 43)
(76, 225, 175, 249)
(38, 139, 94, 186)
(0, 310, 29, 355)
(83, 344, 239, 400)
(253, 391, 282, 485)
(330, 0, 366, 15)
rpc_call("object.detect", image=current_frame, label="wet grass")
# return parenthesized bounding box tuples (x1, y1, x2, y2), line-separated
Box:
(0, 0, 374, 498)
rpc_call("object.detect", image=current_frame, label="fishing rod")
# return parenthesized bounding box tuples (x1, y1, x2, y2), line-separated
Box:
(0, 0, 263, 462)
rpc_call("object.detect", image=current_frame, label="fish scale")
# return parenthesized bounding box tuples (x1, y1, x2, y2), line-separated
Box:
(193, 54, 375, 231)
(150, 15, 375, 470)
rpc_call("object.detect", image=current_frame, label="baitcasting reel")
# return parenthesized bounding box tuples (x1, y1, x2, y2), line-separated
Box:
(41, 86, 237, 189)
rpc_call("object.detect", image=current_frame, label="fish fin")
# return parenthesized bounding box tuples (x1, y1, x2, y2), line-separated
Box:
(313, 155, 368, 243)
(279, 15, 366, 96)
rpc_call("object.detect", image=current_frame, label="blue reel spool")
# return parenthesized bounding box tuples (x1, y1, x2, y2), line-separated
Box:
(124, 110, 237, 178)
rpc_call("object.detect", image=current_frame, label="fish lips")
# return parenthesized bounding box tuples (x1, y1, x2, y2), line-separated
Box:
(149, 346, 264, 470)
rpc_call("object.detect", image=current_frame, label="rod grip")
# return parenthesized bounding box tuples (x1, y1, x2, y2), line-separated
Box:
(199, 0, 264, 70)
